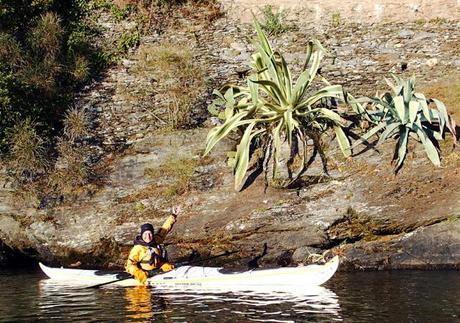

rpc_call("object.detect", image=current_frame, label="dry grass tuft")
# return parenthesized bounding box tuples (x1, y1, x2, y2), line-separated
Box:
(259, 5, 290, 36)
(113, 0, 138, 8)
(20, 12, 64, 91)
(71, 55, 91, 83)
(47, 140, 91, 195)
(444, 151, 460, 168)
(63, 107, 89, 141)
(4, 108, 97, 206)
(29, 12, 63, 58)
(0, 32, 23, 66)
(48, 108, 92, 196)
(135, 42, 206, 129)
(3, 118, 49, 207)
(6, 118, 49, 182)
(177, 1, 223, 22)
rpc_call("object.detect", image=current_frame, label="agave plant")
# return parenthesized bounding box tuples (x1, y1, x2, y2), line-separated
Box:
(204, 20, 364, 190)
(363, 75, 456, 171)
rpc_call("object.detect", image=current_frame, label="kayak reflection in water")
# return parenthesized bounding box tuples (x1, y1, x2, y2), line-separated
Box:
(125, 286, 172, 322)
(125, 205, 181, 284)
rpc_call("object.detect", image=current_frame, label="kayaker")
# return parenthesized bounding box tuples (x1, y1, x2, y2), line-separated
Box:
(125, 206, 181, 284)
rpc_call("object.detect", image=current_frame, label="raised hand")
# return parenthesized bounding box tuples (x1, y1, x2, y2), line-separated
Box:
(171, 205, 182, 218)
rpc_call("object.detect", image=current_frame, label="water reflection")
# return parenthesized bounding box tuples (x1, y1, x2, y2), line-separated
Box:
(329, 271, 460, 322)
(38, 280, 101, 322)
(5, 269, 459, 322)
(125, 286, 154, 321)
(123, 285, 341, 322)
(125, 286, 174, 322)
(38, 279, 341, 322)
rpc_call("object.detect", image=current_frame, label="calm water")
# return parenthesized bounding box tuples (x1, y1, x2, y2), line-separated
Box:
(0, 266, 459, 322)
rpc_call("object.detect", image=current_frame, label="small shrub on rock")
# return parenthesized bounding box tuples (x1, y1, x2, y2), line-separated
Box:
(117, 31, 140, 52)
(259, 5, 290, 36)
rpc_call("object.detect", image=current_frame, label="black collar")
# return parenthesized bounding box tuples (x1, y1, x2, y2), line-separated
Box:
(133, 235, 158, 247)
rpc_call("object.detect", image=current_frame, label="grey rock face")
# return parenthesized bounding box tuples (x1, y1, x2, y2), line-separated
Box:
(398, 29, 415, 39)
(0, 7, 459, 270)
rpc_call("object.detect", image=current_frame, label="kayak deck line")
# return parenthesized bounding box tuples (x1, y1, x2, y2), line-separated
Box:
(39, 256, 339, 290)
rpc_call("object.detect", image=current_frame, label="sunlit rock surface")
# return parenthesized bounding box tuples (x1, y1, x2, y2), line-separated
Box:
(0, 1, 459, 270)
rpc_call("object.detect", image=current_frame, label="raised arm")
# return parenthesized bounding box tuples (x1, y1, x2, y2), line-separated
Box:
(154, 205, 181, 243)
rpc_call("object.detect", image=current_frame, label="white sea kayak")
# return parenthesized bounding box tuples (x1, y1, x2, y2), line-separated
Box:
(39, 256, 339, 290)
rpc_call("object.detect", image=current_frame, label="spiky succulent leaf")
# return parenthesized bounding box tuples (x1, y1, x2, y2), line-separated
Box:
(402, 79, 413, 104)
(297, 85, 344, 110)
(307, 40, 327, 72)
(316, 108, 346, 125)
(204, 112, 250, 156)
(395, 127, 409, 170)
(334, 126, 351, 157)
(414, 93, 431, 122)
(253, 16, 273, 56)
(432, 98, 456, 136)
(284, 109, 296, 145)
(408, 100, 418, 126)
(393, 96, 406, 123)
(248, 75, 259, 104)
(251, 79, 288, 106)
(271, 119, 283, 179)
(352, 122, 387, 148)
(233, 123, 265, 190)
(414, 124, 441, 166)
(378, 122, 400, 145)
(291, 69, 311, 104)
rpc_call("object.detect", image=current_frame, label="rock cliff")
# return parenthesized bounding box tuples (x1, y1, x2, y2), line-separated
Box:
(0, 1, 459, 270)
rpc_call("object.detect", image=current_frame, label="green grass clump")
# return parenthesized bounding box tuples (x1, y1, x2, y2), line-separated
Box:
(117, 30, 140, 52)
(259, 5, 290, 36)
(331, 12, 341, 27)
(145, 158, 199, 196)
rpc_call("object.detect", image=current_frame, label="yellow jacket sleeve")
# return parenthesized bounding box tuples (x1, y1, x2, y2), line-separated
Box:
(154, 215, 176, 244)
(125, 245, 148, 284)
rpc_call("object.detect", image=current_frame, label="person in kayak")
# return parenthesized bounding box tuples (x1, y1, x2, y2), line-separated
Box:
(125, 206, 181, 284)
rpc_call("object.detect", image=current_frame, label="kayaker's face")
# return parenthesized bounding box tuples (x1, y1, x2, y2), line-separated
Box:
(142, 230, 153, 243)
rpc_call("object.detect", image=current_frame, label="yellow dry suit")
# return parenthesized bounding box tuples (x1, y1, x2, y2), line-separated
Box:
(125, 215, 176, 284)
